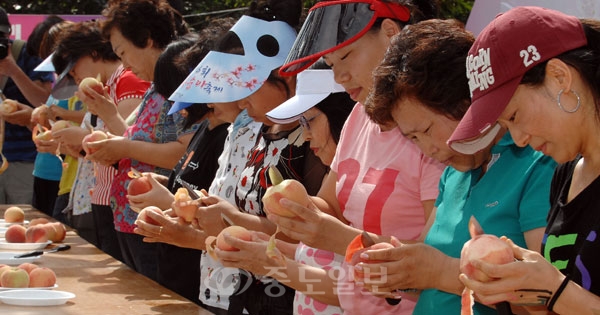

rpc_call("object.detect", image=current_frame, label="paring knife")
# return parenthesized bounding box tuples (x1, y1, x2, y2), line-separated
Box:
(13, 244, 71, 259)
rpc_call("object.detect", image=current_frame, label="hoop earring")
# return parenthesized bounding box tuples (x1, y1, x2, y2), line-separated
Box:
(556, 89, 581, 113)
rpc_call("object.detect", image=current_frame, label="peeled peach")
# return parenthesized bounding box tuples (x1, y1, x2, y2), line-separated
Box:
(51, 120, 73, 133)
(4, 225, 26, 243)
(460, 234, 513, 282)
(0, 99, 18, 114)
(4, 206, 25, 223)
(262, 166, 310, 218)
(0, 267, 29, 288)
(82, 130, 108, 154)
(79, 76, 104, 94)
(29, 267, 56, 287)
(31, 105, 49, 125)
(173, 188, 200, 222)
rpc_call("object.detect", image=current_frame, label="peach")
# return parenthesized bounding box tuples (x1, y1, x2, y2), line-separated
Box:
(50, 222, 66, 242)
(25, 225, 49, 243)
(39, 223, 57, 242)
(31, 105, 49, 125)
(4, 224, 26, 243)
(206, 226, 253, 261)
(0, 264, 11, 280)
(0, 99, 18, 114)
(17, 263, 38, 275)
(79, 76, 104, 94)
(34, 129, 52, 141)
(460, 234, 513, 282)
(215, 226, 252, 251)
(0, 267, 29, 288)
(82, 130, 108, 154)
(4, 206, 25, 223)
(127, 176, 152, 196)
(50, 120, 73, 133)
(29, 217, 50, 226)
(136, 206, 164, 226)
(29, 267, 56, 287)
(262, 166, 310, 218)
(173, 188, 199, 222)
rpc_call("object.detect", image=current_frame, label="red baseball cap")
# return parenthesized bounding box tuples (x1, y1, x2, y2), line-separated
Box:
(448, 6, 587, 154)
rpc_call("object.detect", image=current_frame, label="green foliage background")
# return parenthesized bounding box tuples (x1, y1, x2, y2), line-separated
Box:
(0, 0, 474, 29)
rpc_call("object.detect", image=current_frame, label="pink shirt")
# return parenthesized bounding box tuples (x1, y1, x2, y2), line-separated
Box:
(331, 104, 444, 314)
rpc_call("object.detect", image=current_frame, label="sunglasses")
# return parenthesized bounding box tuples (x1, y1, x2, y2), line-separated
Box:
(299, 112, 322, 131)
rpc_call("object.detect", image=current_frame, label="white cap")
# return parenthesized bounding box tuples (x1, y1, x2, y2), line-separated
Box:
(266, 70, 345, 124)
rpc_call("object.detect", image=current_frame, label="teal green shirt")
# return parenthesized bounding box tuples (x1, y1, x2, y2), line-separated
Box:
(32, 98, 69, 181)
(414, 132, 556, 315)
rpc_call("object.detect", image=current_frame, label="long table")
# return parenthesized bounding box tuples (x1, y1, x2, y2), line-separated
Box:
(0, 204, 214, 314)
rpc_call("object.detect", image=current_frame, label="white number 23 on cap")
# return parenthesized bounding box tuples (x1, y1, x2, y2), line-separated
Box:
(520, 45, 541, 67)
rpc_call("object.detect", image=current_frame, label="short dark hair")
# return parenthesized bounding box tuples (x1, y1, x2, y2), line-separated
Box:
(52, 21, 118, 74)
(102, 0, 188, 50)
(365, 19, 473, 125)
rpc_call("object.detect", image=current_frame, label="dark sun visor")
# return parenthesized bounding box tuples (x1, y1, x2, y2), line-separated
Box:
(280, 0, 410, 76)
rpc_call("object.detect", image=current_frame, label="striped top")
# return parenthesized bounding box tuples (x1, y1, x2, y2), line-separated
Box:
(90, 66, 149, 205)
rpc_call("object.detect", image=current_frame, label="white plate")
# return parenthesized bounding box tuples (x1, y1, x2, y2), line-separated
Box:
(0, 289, 74, 306)
(0, 284, 58, 291)
(0, 221, 29, 227)
(0, 252, 41, 265)
(0, 240, 51, 250)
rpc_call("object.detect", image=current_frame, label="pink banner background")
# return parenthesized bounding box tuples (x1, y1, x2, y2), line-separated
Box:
(6, 14, 102, 40)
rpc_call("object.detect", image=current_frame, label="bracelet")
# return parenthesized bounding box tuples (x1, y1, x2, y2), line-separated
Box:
(547, 274, 570, 312)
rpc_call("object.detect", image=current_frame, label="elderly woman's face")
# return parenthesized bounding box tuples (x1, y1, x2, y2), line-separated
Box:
(109, 28, 159, 82)
(392, 97, 492, 172)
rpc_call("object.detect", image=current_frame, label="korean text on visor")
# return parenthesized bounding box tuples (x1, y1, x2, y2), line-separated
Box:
(280, 0, 410, 76)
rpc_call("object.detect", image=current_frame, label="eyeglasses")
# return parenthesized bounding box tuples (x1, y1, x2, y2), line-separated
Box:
(299, 113, 322, 131)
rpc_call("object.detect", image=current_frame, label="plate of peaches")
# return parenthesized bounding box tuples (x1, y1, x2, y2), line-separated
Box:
(0, 264, 58, 292)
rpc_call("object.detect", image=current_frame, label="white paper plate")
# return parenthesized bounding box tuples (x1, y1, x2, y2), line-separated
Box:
(0, 240, 51, 250)
(0, 220, 29, 227)
(0, 252, 41, 265)
(0, 284, 58, 291)
(0, 289, 74, 306)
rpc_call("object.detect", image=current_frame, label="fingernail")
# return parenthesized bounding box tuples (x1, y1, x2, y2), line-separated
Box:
(354, 264, 363, 271)
(355, 281, 364, 287)
(360, 253, 369, 260)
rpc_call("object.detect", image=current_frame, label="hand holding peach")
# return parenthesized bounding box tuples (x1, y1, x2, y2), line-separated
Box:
(0, 99, 18, 114)
(205, 225, 252, 260)
(82, 130, 108, 155)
